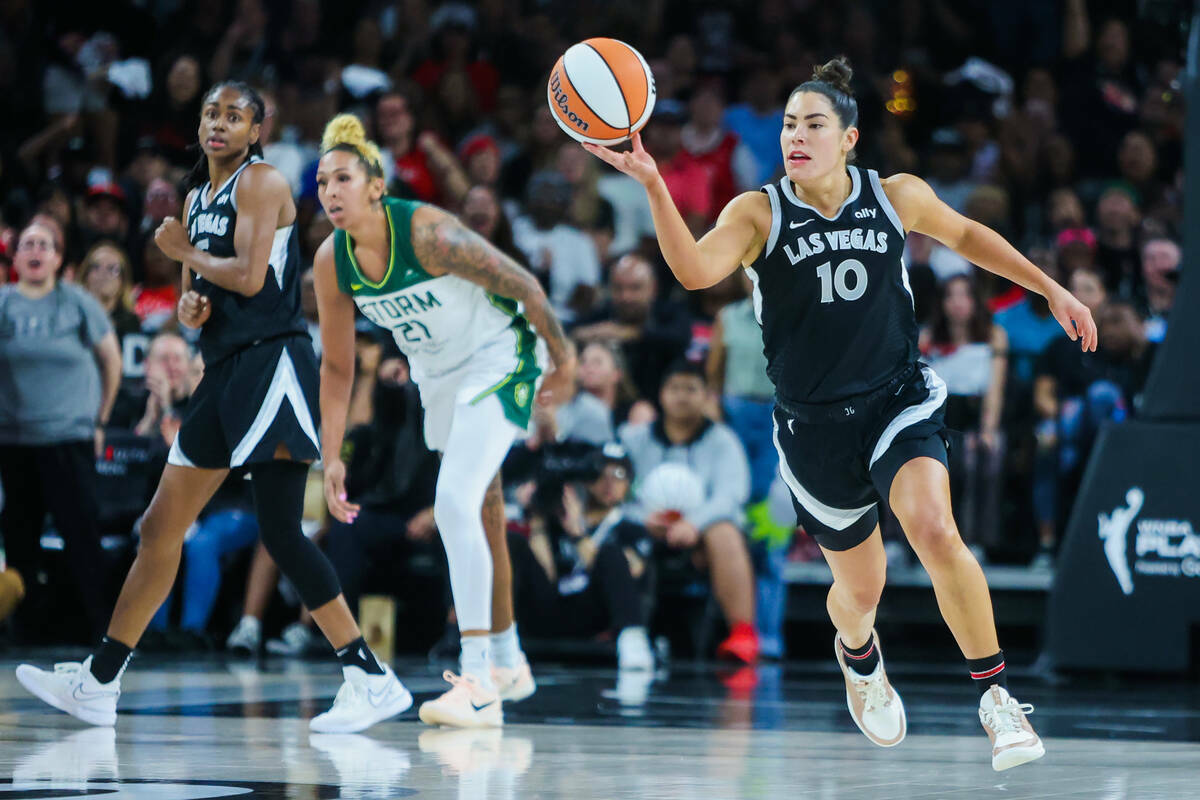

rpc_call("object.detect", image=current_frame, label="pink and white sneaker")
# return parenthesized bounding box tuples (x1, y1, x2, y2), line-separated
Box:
(418, 671, 503, 728)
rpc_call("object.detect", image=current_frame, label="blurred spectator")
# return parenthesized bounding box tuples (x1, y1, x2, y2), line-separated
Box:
(1055, 226, 1098, 275)
(80, 183, 132, 256)
(137, 178, 181, 244)
(555, 143, 616, 264)
(573, 254, 692, 403)
(1115, 130, 1163, 211)
(1060, 8, 1141, 178)
(133, 237, 181, 330)
(260, 89, 318, 199)
(209, 0, 272, 84)
(922, 276, 1008, 553)
(0, 221, 122, 641)
(374, 88, 466, 204)
(1094, 183, 1141, 297)
(460, 184, 522, 264)
(141, 52, 205, 169)
(79, 240, 141, 343)
(641, 100, 713, 237)
(459, 133, 502, 193)
(681, 83, 757, 219)
(510, 443, 656, 670)
(620, 360, 758, 663)
(723, 64, 784, 187)
(1045, 187, 1086, 236)
(412, 5, 499, 113)
(526, 377, 614, 449)
(1139, 236, 1179, 344)
(132, 332, 194, 442)
(576, 340, 654, 429)
(705, 276, 776, 503)
(511, 171, 601, 321)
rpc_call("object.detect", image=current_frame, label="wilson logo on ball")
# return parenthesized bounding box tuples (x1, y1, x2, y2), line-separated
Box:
(547, 38, 656, 146)
(549, 70, 590, 133)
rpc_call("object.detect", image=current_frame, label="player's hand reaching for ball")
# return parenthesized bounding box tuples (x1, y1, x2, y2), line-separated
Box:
(581, 133, 659, 187)
(1047, 285, 1098, 352)
(154, 217, 193, 263)
(323, 459, 360, 524)
(177, 290, 211, 329)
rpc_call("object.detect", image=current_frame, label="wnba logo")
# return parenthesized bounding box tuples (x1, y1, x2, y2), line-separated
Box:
(1099, 487, 1200, 595)
(549, 72, 590, 133)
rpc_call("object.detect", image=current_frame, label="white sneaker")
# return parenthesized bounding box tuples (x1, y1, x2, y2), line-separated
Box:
(834, 630, 906, 747)
(617, 627, 654, 671)
(267, 622, 320, 656)
(309, 665, 413, 733)
(15, 656, 120, 727)
(492, 654, 536, 703)
(226, 616, 261, 654)
(310, 732, 411, 794)
(418, 671, 503, 728)
(979, 685, 1046, 771)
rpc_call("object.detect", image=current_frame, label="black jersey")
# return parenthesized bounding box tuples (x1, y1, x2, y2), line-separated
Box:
(186, 157, 305, 365)
(745, 166, 918, 404)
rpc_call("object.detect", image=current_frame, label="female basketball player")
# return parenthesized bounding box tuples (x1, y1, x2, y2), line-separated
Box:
(17, 83, 410, 735)
(313, 115, 575, 728)
(584, 58, 1096, 771)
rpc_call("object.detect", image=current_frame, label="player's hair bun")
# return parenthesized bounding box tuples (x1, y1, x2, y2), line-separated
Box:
(812, 57, 854, 96)
(321, 113, 384, 177)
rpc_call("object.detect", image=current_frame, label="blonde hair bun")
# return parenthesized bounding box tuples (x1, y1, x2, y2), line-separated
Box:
(321, 114, 384, 176)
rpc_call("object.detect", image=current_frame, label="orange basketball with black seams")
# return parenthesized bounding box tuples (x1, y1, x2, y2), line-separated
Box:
(547, 38, 656, 145)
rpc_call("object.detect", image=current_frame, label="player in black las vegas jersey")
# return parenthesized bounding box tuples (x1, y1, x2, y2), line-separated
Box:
(15, 83, 412, 736)
(585, 57, 1097, 771)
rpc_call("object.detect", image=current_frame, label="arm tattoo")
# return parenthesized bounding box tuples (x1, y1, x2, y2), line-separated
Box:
(413, 213, 573, 368)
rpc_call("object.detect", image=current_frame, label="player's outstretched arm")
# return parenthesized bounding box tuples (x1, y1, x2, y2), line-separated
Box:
(410, 205, 577, 403)
(582, 133, 761, 290)
(155, 164, 293, 297)
(883, 173, 1097, 352)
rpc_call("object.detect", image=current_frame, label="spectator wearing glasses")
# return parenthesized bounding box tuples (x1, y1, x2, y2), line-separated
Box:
(0, 221, 122, 641)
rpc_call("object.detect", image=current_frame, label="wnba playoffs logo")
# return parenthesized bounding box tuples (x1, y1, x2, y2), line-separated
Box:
(1098, 487, 1200, 596)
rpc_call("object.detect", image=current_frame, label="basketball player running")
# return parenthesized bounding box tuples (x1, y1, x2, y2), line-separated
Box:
(17, 83, 410, 735)
(585, 58, 1097, 770)
(313, 115, 575, 728)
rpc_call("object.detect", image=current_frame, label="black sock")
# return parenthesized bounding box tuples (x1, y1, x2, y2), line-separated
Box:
(968, 651, 1007, 695)
(337, 637, 385, 675)
(840, 632, 880, 676)
(91, 636, 133, 684)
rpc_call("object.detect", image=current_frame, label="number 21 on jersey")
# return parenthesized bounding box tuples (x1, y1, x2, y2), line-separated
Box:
(815, 258, 868, 303)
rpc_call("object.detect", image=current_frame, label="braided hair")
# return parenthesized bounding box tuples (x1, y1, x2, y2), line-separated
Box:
(185, 81, 267, 190)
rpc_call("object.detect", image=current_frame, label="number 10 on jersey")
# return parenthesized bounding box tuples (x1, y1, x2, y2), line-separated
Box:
(816, 258, 868, 303)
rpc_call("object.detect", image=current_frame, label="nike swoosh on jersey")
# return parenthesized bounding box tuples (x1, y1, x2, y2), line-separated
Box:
(350, 283, 364, 291)
(789, 220, 813, 229)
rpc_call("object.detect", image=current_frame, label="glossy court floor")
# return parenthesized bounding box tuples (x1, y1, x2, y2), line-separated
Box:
(0, 653, 1196, 799)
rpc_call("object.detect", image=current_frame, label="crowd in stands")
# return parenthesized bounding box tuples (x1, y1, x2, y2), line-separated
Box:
(0, 0, 1187, 660)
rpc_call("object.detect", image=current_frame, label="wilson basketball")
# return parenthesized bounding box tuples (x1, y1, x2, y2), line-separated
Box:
(547, 38, 656, 145)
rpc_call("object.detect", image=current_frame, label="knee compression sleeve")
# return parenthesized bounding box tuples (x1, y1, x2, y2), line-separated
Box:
(250, 461, 341, 610)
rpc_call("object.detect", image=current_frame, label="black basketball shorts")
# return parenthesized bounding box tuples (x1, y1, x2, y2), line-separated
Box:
(772, 364, 949, 551)
(169, 334, 322, 470)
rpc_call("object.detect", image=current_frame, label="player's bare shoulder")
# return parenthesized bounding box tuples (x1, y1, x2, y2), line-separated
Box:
(878, 173, 935, 228)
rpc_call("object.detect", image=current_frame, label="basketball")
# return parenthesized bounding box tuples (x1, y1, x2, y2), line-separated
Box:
(547, 38, 656, 145)
(637, 463, 705, 520)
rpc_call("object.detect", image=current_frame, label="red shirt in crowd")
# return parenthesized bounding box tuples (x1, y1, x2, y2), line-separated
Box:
(134, 284, 179, 325)
(412, 60, 500, 113)
(393, 148, 439, 204)
(660, 154, 714, 225)
(682, 133, 741, 223)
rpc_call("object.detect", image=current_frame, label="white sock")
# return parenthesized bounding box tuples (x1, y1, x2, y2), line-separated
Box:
(490, 624, 522, 670)
(460, 635, 495, 692)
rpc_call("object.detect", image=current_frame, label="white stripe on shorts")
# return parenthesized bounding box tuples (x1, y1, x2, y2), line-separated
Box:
(771, 414, 876, 531)
(230, 349, 320, 467)
(167, 436, 197, 468)
(868, 366, 947, 470)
